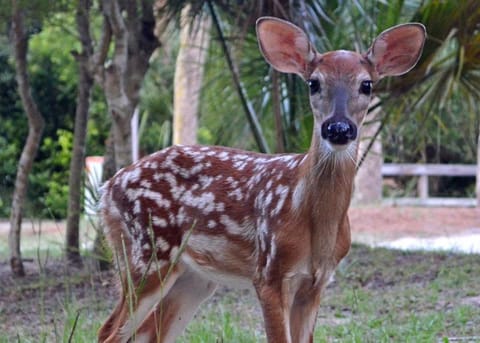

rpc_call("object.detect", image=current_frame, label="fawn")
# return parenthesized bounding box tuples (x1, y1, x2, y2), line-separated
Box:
(98, 17, 425, 343)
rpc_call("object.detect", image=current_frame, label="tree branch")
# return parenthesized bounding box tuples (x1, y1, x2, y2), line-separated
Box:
(208, 0, 270, 153)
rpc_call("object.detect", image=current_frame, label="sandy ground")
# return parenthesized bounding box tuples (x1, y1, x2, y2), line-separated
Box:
(348, 206, 480, 248)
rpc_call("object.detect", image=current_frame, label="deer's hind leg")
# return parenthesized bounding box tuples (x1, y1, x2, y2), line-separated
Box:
(134, 268, 218, 343)
(99, 262, 185, 343)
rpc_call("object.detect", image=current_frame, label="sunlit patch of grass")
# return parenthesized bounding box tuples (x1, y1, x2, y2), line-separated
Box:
(179, 305, 260, 343)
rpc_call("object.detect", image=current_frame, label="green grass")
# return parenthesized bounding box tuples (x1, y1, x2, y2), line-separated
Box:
(1, 244, 479, 342)
(179, 306, 259, 343)
(315, 245, 480, 343)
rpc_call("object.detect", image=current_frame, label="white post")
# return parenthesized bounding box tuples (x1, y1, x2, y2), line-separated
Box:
(131, 106, 139, 162)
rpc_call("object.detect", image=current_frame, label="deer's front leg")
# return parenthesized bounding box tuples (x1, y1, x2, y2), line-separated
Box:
(289, 282, 323, 343)
(255, 279, 293, 343)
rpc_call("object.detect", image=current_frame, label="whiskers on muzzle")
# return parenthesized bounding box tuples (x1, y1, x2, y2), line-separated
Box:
(314, 139, 359, 181)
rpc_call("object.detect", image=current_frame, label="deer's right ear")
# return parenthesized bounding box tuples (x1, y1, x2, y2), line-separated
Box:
(256, 17, 317, 79)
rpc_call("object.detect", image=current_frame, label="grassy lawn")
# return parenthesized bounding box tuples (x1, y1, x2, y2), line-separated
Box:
(1, 244, 479, 342)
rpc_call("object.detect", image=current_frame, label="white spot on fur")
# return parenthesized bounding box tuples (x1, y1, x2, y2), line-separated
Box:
(126, 188, 171, 209)
(140, 179, 152, 189)
(266, 180, 273, 190)
(199, 175, 214, 189)
(287, 159, 299, 169)
(275, 171, 284, 181)
(180, 191, 220, 214)
(133, 200, 141, 214)
(168, 213, 176, 225)
(264, 235, 277, 277)
(121, 168, 142, 189)
(264, 191, 273, 208)
(207, 220, 217, 228)
(271, 185, 289, 216)
(292, 179, 305, 211)
(233, 160, 249, 170)
(218, 151, 230, 161)
(176, 206, 187, 225)
(258, 220, 268, 252)
(227, 188, 244, 201)
(219, 215, 245, 235)
(300, 154, 308, 165)
(216, 202, 225, 212)
(155, 237, 170, 252)
(152, 216, 168, 228)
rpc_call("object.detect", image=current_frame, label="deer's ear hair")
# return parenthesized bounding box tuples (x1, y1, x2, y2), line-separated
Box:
(256, 17, 318, 79)
(365, 23, 426, 79)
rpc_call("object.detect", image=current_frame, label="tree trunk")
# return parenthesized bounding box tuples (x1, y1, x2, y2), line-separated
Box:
(9, 3, 45, 276)
(65, 0, 94, 266)
(97, 0, 159, 170)
(173, 5, 211, 145)
(353, 99, 383, 204)
(476, 124, 480, 207)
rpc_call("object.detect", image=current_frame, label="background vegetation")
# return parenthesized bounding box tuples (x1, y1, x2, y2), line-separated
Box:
(1, 1, 479, 219)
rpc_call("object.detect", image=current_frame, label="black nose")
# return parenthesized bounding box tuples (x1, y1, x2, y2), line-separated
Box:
(321, 119, 357, 145)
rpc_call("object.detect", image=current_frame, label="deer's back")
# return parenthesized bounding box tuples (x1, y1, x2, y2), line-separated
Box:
(100, 145, 306, 283)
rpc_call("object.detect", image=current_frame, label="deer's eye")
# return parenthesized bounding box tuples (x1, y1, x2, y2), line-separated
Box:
(307, 79, 321, 94)
(360, 80, 373, 95)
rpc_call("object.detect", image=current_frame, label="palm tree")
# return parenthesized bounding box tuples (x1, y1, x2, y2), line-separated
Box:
(152, 0, 480, 202)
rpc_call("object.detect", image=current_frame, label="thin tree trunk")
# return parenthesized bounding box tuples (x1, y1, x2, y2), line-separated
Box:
(65, 0, 94, 266)
(476, 124, 480, 207)
(173, 5, 211, 145)
(9, 2, 45, 276)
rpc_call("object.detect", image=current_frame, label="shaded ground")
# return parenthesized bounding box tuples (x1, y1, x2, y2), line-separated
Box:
(0, 206, 479, 341)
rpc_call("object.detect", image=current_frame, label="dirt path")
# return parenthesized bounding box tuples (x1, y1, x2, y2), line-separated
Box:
(1, 206, 478, 240)
(349, 205, 480, 245)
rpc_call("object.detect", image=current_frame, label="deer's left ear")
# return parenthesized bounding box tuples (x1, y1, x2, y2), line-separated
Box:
(365, 23, 426, 79)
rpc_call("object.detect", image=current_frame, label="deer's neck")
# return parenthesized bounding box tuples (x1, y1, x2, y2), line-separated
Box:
(292, 137, 358, 258)
(302, 137, 357, 205)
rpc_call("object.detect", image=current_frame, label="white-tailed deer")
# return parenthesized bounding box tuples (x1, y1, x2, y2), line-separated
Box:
(98, 17, 425, 343)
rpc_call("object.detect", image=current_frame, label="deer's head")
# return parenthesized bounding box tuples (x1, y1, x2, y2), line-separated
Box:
(256, 17, 425, 153)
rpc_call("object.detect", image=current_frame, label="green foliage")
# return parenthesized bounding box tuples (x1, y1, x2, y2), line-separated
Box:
(29, 129, 73, 219)
(0, 10, 107, 218)
(0, 0, 478, 219)
(139, 44, 177, 154)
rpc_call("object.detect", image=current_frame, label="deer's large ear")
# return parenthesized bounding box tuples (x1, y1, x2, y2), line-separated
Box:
(256, 17, 318, 79)
(366, 23, 426, 79)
